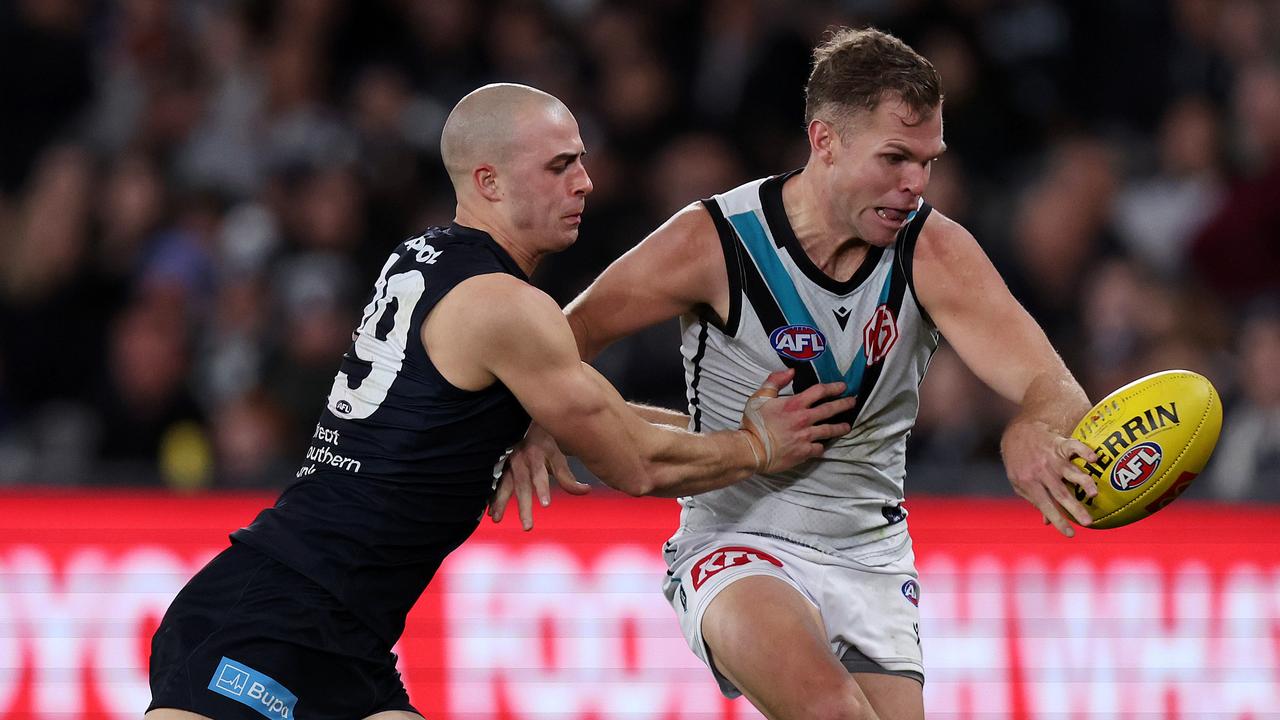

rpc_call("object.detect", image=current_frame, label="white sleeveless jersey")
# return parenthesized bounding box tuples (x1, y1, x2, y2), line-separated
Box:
(678, 170, 939, 558)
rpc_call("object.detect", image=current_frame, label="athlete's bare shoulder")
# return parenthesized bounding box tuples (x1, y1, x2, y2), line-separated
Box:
(447, 270, 542, 302)
(435, 273, 563, 342)
(424, 273, 566, 390)
(911, 209, 985, 295)
(646, 201, 723, 268)
(913, 207, 977, 260)
(568, 201, 730, 353)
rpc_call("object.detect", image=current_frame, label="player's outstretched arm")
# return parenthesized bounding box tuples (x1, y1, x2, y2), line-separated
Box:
(566, 202, 727, 360)
(572, 362, 853, 495)
(913, 212, 1099, 536)
(490, 204, 723, 526)
(489, 399, 692, 530)
(431, 274, 852, 498)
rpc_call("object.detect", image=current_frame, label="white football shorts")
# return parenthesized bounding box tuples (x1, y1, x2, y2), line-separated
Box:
(661, 529, 924, 697)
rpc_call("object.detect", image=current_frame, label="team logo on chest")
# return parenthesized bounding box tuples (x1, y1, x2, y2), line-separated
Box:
(770, 324, 828, 361)
(863, 304, 898, 365)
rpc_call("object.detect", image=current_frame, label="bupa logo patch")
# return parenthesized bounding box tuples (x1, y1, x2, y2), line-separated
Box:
(901, 579, 920, 607)
(770, 324, 827, 361)
(208, 657, 297, 720)
(690, 546, 783, 590)
(1111, 441, 1162, 492)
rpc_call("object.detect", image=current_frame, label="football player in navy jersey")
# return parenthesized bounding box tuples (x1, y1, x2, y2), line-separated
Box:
(145, 84, 854, 720)
(495, 29, 1102, 720)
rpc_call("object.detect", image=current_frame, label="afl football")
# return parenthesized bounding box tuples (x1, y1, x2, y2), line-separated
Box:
(1069, 370, 1222, 529)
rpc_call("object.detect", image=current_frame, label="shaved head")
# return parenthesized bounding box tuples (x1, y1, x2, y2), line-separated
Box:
(440, 83, 571, 191)
(443, 83, 591, 264)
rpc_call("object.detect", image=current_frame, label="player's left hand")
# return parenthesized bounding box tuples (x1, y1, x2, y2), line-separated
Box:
(489, 423, 591, 530)
(1000, 419, 1099, 537)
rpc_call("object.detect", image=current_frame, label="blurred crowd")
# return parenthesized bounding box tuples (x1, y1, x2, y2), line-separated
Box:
(0, 0, 1277, 501)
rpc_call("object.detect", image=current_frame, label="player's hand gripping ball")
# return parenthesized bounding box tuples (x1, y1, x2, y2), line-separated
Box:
(1068, 370, 1222, 529)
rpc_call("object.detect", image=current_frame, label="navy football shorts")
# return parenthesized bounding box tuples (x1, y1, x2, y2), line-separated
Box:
(148, 541, 419, 719)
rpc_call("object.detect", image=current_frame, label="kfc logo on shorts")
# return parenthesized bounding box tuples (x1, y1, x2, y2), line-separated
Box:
(901, 579, 920, 607)
(770, 325, 828, 361)
(863, 305, 898, 365)
(691, 546, 783, 590)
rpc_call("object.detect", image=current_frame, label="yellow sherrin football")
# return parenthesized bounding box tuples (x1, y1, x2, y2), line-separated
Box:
(1069, 370, 1223, 529)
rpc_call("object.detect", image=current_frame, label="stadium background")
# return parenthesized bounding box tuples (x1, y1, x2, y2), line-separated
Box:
(0, 0, 1277, 717)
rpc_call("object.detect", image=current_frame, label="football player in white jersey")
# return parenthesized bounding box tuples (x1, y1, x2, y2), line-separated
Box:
(493, 29, 1101, 720)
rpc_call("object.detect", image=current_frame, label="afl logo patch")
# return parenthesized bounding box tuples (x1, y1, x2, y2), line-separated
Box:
(1111, 441, 1162, 492)
(901, 579, 920, 607)
(770, 324, 827, 361)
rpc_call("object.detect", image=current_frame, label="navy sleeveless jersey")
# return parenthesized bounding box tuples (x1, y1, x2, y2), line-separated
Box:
(233, 223, 532, 645)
